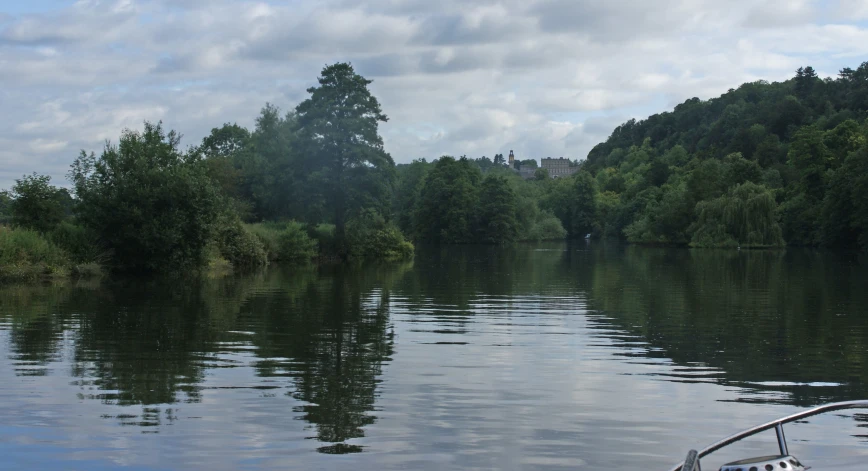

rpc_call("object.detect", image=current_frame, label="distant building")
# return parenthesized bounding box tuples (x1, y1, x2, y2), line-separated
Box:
(505, 152, 578, 179)
(541, 157, 578, 178)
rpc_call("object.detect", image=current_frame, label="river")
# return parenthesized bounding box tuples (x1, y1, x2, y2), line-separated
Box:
(1, 243, 867, 470)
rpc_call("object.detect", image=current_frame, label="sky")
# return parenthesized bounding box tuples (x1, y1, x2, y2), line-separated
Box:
(1, 0, 868, 189)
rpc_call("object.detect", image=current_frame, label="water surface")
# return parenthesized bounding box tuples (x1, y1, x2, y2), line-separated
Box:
(1, 244, 867, 470)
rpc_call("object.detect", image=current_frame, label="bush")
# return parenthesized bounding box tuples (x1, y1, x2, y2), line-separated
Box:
(49, 221, 105, 265)
(215, 217, 268, 268)
(248, 221, 317, 262)
(528, 212, 568, 241)
(69, 121, 222, 273)
(347, 210, 414, 260)
(0, 227, 70, 282)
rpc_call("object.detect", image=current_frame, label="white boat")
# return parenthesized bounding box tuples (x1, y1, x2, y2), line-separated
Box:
(670, 400, 868, 471)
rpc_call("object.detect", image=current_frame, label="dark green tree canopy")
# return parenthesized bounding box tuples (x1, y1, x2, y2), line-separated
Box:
(8, 173, 68, 233)
(69, 121, 222, 273)
(295, 63, 395, 248)
(414, 157, 481, 244)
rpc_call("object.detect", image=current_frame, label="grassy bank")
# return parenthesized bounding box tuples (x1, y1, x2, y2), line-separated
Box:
(0, 226, 102, 283)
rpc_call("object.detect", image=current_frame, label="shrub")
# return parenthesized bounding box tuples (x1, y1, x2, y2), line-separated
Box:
(346, 210, 414, 260)
(215, 217, 268, 268)
(69, 121, 222, 273)
(0, 227, 70, 282)
(529, 212, 568, 241)
(248, 221, 317, 262)
(49, 221, 105, 265)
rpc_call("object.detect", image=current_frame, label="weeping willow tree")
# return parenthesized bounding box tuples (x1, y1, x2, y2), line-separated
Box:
(690, 182, 785, 248)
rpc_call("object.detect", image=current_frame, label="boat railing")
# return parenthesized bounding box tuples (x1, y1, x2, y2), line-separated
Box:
(669, 399, 868, 471)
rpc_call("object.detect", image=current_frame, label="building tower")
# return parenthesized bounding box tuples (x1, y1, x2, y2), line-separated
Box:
(508, 150, 515, 168)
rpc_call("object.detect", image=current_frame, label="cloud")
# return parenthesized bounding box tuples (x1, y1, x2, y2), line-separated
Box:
(0, 0, 866, 188)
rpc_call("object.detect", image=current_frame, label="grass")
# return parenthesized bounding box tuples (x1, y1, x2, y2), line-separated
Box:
(0, 226, 103, 283)
(0, 226, 71, 282)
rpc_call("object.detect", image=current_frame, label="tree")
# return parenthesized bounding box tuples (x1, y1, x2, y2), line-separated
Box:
(8, 173, 67, 232)
(493, 153, 505, 165)
(0, 191, 11, 224)
(723, 152, 762, 188)
(414, 157, 481, 243)
(570, 172, 598, 237)
(753, 134, 784, 167)
(788, 126, 833, 200)
(647, 159, 670, 186)
(794, 66, 818, 98)
(392, 160, 430, 234)
(690, 182, 784, 248)
(476, 176, 518, 244)
(199, 123, 252, 206)
(822, 147, 868, 248)
(295, 63, 394, 252)
(69, 121, 222, 273)
(245, 104, 302, 221)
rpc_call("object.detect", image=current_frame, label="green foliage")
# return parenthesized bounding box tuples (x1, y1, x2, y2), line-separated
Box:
(788, 126, 833, 200)
(310, 223, 339, 257)
(476, 176, 519, 244)
(346, 210, 414, 260)
(572, 62, 868, 249)
(822, 147, 868, 248)
(69, 121, 223, 273)
(527, 212, 568, 241)
(9, 173, 68, 233)
(414, 157, 482, 243)
(567, 171, 598, 237)
(625, 182, 694, 245)
(779, 193, 822, 246)
(48, 222, 105, 265)
(393, 160, 429, 234)
(723, 152, 763, 187)
(0, 191, 11, 225)
(690, 183, 784, 248)
(214, 215, 268, 268)
(534, 167, 550, 181)
(647, 159, 670, 186)
(248, 221, 317, 263)
(0, 226, 70, 282)
(295, 63, 395, 247)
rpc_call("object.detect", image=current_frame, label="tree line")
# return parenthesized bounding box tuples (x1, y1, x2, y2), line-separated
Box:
(3, 61, 868, 280)
(1, 63, 413, 279)
(571, 63, 868, 248)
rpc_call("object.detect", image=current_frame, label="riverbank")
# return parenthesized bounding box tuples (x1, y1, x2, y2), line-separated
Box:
(0, 220, 415, 284)
(0, 226, 102, 283)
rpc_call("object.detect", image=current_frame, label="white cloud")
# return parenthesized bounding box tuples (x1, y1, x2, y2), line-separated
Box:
(0, 0, 866, 188)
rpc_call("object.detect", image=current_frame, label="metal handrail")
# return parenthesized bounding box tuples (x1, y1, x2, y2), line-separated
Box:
(668, 399, 868, 471)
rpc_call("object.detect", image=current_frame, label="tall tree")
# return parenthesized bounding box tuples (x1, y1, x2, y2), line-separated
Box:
(794, 66, 818, 98)
(295, 63, 394, 251)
